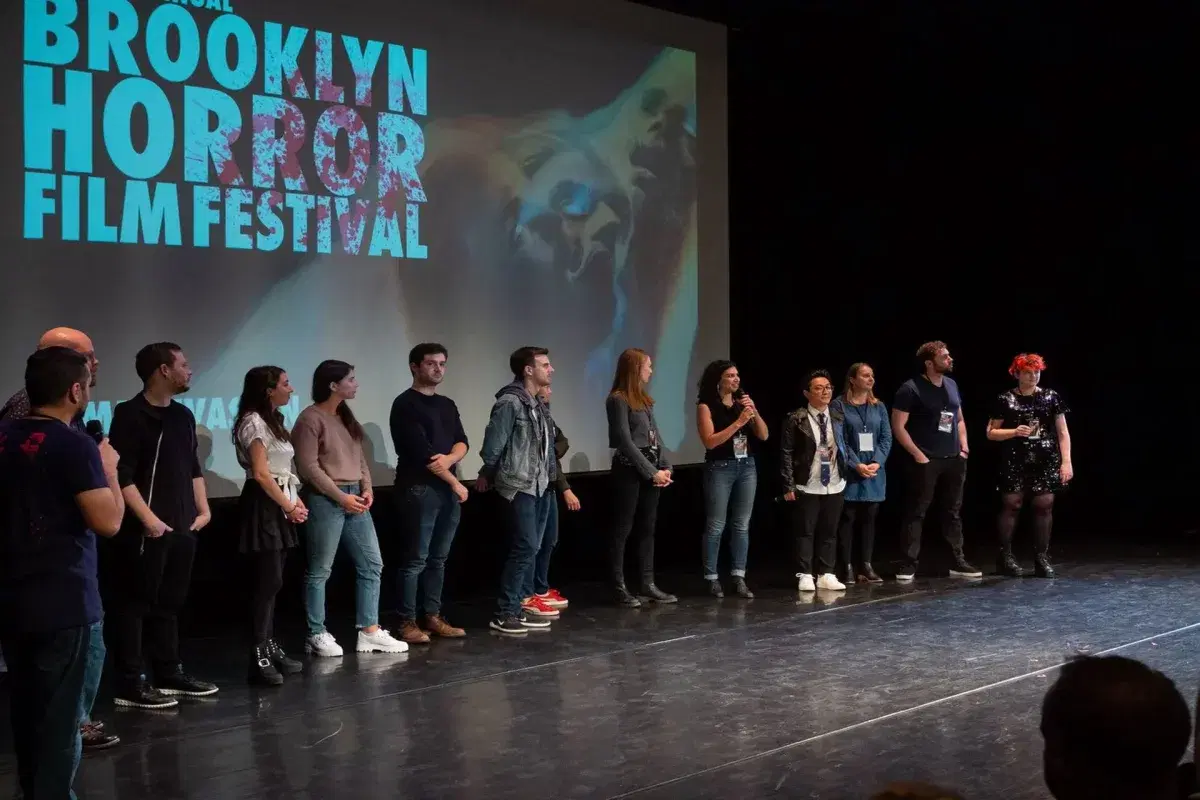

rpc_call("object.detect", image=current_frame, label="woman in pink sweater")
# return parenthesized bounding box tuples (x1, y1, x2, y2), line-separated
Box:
(292, 361, 407, 657)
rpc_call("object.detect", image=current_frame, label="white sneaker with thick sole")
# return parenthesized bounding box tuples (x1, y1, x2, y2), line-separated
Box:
(356, 628, 409, 653)
(816, 573, 847, 591)
(796, 573, 816, 592)
(305, 631, 344, 658)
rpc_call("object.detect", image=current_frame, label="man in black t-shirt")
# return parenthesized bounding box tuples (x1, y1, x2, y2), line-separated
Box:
(105, 343, 217, 709)
(389, 343, 470, 644)
(891, 341, 982, 581)
(0, 347, 125, 798)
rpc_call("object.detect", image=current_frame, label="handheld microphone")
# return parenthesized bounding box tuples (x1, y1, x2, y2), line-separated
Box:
(733, 388, 754, 419)
(85, 420, 105, 445)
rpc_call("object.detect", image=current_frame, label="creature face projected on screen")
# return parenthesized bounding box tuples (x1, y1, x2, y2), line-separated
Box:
(407, 48, 697, 408)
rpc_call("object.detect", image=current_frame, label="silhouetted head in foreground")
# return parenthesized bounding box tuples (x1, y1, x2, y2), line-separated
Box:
(1041, 655, 1190, 800)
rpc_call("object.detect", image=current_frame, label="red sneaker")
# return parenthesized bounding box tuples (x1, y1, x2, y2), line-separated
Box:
(521, 596, 560, 619)
(536, 589, 569, 610)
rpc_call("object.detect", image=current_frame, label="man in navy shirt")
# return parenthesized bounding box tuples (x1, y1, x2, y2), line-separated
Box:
(0, 326, 119, 751)
(891, 341, 982, 581)
(0, 347, 125, 798)
(389, 343, 470, 644)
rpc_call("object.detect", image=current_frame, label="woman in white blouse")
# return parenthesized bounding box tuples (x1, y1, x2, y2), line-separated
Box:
(233, 366, 308, 686)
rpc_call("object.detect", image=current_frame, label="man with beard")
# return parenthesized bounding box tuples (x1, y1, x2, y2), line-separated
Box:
(0, 328, 118, 750)
(891, 342, 982, 581)
(389, 344, 469, 645)
(105, 343, 216, 709)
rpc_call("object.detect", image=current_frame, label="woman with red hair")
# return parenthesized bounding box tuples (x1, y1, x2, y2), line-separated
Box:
(986, 353, 1073, 578)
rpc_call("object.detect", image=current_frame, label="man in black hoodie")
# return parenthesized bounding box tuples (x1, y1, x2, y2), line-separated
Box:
(476, 347, 556, 636)
(105, 343, 216, 709)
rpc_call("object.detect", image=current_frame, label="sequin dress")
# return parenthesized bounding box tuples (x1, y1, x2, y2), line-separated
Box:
(990, 388, 1069, 494)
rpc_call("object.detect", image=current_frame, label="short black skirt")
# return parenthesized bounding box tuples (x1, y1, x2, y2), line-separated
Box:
(237, 479, 298, 554)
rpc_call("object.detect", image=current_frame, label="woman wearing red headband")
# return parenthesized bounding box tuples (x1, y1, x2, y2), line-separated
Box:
(986, 354, 1073, 578)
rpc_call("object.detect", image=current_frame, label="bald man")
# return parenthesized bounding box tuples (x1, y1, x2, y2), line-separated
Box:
(0, 328, 99, 427)
(0, 328, 119, 751)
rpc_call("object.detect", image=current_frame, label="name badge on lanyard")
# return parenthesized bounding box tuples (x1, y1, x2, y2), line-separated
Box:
(732, 432, 748, 459)
(938, 409, 955, 433)
(853, 406, 874, 452)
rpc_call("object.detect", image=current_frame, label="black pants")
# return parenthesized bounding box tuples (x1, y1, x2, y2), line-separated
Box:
(251, 549, 287, 644)
(106, 531, 197, 685)
(838, 500, 880, 567)
(2, 624, 91, 799)
(794, 492, 844, 575)
(901, 456, 967, 564)
(609, 461, 661, 588)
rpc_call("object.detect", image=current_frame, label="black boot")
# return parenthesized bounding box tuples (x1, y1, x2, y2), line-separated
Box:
(643, 582, 678, 604)
(732, 578, 754, 599)
(708, 579, 724, 598)
(997, 548, 1026, 578)
(842, 565, 856, 586)
(249, 644, 283, 686)
(614, 582, 642, 607)
(267, 640, 303, 675)
(1034, 553, 1057, 579)
(859, 563, 883, 583)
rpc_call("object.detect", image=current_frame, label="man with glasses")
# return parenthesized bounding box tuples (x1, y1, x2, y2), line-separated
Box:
(780, 370, 848, 592)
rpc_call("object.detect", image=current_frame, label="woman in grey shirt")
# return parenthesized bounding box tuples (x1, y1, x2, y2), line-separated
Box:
(605, 348, 676, 607)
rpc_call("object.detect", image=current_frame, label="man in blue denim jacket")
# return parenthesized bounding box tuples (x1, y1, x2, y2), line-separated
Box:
(476, 347, 558, 636)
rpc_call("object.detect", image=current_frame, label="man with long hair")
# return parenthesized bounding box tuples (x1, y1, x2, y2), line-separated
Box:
(476, 347, 558, 636)
(105, 343, 216, 709)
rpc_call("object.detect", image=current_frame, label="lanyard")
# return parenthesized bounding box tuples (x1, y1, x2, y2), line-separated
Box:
(848, 402, 871, 432)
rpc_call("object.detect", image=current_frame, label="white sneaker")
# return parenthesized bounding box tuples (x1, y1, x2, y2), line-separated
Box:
(305, 631, 344, 658)
(796, 573, 816, 592)
(816, 573, 847, 591)
(356, 627, 408, 654)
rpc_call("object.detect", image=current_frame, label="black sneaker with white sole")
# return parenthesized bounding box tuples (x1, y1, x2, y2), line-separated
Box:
(113, 680, 179, 710)
(489, 616, 528, 636)
(518, 610, 551, 629)
(155, 669, 219, 697)
(949, 556, 983, 578)
(895, 562, 917, 581)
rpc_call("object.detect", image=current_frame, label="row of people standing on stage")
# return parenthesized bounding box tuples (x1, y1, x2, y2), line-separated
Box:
(695, 340, 1073, 598)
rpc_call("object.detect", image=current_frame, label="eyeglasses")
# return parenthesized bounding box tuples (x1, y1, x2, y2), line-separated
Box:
(811, 385, 833, 393)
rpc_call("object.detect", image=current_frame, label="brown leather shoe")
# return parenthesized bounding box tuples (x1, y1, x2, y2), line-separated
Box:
(424, 615, 466, 638)
(399, 621, 430, 644)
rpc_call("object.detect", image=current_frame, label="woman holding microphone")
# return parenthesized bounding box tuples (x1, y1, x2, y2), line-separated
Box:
(696, 360, 767, 598)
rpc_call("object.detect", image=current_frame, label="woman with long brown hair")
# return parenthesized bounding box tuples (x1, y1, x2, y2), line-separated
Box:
(232, 366, 306, 686)
(605, 348, 676, 607)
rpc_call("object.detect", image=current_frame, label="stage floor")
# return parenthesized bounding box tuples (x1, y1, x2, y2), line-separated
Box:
(3, 557, 1200, 798)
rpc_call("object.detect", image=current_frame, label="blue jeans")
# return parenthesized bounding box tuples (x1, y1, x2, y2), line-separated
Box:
(497, 491, 552, 618)
(702, 457, 757, 579)
(304, 486, 385, 635)
(3, 624, 91, 799)
(529, 490, 559, 596)
(79, 619, 104, 725)
(398, 482, 461, 621)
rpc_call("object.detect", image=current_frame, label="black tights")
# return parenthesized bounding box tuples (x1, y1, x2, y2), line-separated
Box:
(251, 549, 286, 644)
(998, 492, 1054, 553)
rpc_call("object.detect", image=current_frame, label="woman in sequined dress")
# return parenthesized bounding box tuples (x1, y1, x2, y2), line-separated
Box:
(985, 354, 1073, 579)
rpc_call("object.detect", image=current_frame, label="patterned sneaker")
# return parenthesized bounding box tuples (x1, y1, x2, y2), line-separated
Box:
(305, 631, 344, 658)
(155, 669, 219, 697)
(356, 627, 408, 653)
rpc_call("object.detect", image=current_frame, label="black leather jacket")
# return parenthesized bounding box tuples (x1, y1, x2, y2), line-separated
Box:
(779, 405, 847, 493)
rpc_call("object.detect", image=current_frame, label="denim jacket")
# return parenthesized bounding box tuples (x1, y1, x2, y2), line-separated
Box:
(831, 397, 892, 503)
(479, 381, 556, 500)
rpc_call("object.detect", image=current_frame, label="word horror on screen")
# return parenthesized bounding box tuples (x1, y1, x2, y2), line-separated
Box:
(23, 0, 430, 259)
